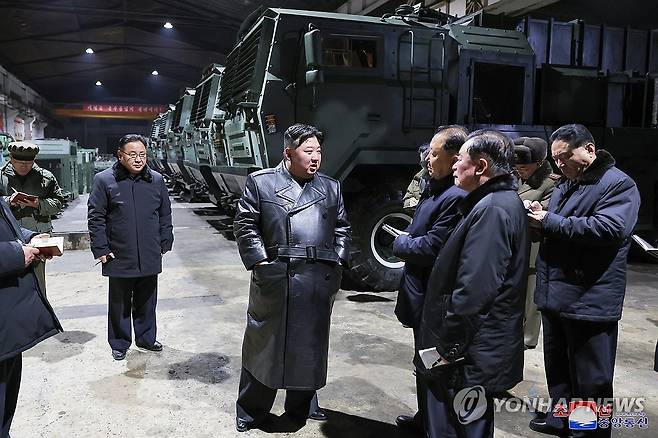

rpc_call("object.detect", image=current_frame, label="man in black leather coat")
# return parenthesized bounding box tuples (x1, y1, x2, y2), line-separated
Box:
(233, 124, 351, 432)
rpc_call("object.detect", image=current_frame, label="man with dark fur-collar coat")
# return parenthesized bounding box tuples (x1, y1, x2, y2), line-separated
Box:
(527, 124, 640, 437)
(88, 134, 173, 362)
(513, 137, 559, 349)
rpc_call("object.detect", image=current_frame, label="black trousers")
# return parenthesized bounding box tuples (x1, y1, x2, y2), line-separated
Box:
(542, 312, 618, 438)
(424, 376, 494, 438)
(236, 367, 319, 425)
(0, 354, 21, 438)
(108, 275, 158, 351)
(411, 328, 428, 426)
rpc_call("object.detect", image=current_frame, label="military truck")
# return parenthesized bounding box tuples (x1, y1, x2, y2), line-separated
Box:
(178, 6, 658, 290)
(148, 113, 168, 175)
(155, 106, 176, 176)
(166, 88, 202, 196)
(185, 63, 233, 208)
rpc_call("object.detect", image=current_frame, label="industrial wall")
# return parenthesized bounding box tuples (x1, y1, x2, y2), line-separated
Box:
(0, 65, 48, 140)
(45, 117, 151, 155)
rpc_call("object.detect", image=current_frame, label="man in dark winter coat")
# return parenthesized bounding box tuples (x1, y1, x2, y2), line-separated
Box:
(0, 195, 62, 438)
(513, 137, 558, 349)
(393, 125, 468, 432)
(233, 124, 351, 432)
(418, 129, 529, 437)
(528, 124, 640, 437)
(88, 134, 173, 361)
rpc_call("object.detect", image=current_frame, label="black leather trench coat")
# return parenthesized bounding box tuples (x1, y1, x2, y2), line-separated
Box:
(234, 162, 351, 390)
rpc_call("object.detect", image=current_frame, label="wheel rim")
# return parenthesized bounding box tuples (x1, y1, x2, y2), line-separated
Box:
(370, 212, 413, 269)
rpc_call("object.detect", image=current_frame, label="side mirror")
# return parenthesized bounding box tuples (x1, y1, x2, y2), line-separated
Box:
(304, 28, 321, 69)
(305, 70, 324, 86)
(304, 28, 324, 86)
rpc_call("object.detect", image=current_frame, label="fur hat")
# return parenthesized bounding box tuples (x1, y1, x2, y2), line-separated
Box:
(513, 137, 547, 164)
(8, 141, 39, 161)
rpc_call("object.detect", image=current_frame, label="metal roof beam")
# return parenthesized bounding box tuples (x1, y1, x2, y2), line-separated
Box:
(0, 20, 123, 44)
(0, 2, 226, 27)
(13, 37, 215, 53)
(10, 46, 204, 69)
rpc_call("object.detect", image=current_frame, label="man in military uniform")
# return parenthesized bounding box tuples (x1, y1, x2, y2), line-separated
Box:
(403, 143, 430, 212)
(513, 137, 558, 349)
(233, 124, 351, 432)
(1, 141, 64, 294)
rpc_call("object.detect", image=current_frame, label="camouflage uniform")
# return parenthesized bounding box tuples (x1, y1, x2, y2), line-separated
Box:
(1, 142, 65, 295)
(514, 137, 558, 348)
(0, 163, 64, 232)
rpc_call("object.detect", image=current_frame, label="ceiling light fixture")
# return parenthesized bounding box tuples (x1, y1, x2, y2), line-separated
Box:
(85, 47, 94, 54)
(151, 70, 159, 76)
(95, 80, 102, 86)
(163, 22, 173, 29)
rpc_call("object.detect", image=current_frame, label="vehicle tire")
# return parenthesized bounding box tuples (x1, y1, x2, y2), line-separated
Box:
(344, 185, 412, 292)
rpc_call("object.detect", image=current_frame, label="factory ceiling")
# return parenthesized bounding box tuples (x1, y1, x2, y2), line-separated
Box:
(0, 0, 344, 105)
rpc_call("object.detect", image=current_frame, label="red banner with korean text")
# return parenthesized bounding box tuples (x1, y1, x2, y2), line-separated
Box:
(53, 103, 167, 120)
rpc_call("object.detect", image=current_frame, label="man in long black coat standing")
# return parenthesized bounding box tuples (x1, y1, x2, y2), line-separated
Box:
(527, 124, 640, 437)
(418, 130, 529, 437)
(0, 195, 62, 438)
(88, 134, 173, 361)
(233, 124, 351, 432)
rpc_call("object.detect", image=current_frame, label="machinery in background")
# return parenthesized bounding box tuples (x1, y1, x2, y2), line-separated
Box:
(150, 5, 658, 290)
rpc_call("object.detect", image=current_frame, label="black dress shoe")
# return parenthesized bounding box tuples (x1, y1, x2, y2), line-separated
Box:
(308, 408, 327, 421)
(529, 415, 572, 437)
(236, 417, 251, 433)
(136, 341, 163, 351)
(111, 349, 127, 361)
(396, 414, 422, 431)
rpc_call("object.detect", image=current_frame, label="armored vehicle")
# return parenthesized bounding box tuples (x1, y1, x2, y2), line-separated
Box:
(166, 88, 199, 193)
(148, 113, 168, 175)
(187, 6, 658, 290)
(186, 63, 232, 207)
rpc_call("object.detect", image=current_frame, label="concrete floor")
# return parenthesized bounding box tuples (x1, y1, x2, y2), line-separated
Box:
(12, 196, 658, 437)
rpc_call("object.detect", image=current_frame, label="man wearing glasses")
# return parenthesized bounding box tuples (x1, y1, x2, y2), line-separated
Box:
(527, 124, 640, 437)
(88, 134, 173, 361)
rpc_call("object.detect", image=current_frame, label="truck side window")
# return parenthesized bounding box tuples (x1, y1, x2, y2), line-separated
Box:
(322, 36, 377, 68)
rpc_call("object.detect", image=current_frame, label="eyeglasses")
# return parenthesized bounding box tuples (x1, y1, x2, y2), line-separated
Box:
(120, 151, 147, 160)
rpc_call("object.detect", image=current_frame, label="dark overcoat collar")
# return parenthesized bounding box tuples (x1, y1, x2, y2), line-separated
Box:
(273, 161, 326, 214)
(458, 173, 518, 217)
(424, 174, 454, 198)
(555, 149, 616, 189)
(112, 161, 153, 182)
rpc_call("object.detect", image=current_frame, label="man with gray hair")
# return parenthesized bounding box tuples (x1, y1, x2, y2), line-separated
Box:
(417, 129, 530, 437)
